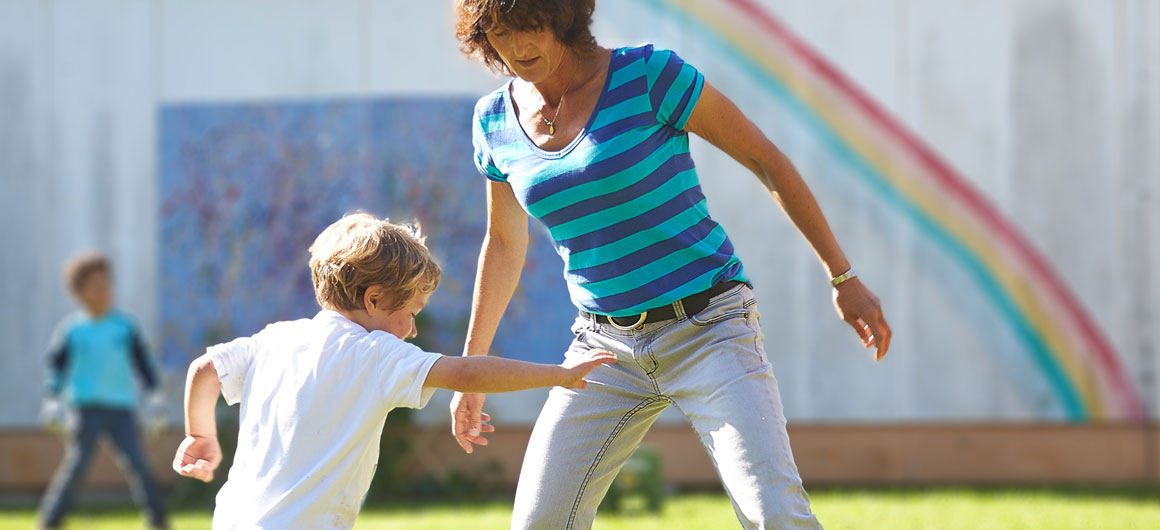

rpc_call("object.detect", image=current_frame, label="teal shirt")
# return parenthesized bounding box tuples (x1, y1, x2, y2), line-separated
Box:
(47, 309, 159, 408)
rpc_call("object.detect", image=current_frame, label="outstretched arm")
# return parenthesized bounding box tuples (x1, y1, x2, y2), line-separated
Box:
(427, 349, 617, 394)
(684, 81, 892, 360)
(41, 330, 72, 434)
(172, 354, 223, 482)
(46, 341, 69, 398)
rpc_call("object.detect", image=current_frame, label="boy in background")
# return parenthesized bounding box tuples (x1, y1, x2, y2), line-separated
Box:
(40, 253, 169, 530)
(173, 213, 616, 529)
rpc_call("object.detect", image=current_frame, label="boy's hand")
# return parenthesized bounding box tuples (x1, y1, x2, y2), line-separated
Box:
(40, 398, 70, 436)
(558, 349, 618, 389)
(172, 434, 222, 483)
(143, 392, 168, 439)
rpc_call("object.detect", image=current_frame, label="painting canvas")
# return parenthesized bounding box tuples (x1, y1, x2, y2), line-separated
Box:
(159, 98, 576, 368)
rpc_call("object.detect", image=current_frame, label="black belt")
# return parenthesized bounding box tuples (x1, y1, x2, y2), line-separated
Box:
(582, 280, 745, 329)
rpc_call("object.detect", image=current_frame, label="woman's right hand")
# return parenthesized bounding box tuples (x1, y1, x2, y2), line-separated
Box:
(450, 392, 493, 454)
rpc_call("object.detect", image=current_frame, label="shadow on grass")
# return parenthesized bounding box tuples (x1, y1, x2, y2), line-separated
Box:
(805, 484, 1160, 503)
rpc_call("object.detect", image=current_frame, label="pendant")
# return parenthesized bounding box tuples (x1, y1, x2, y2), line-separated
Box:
(549, 124, 555, 135)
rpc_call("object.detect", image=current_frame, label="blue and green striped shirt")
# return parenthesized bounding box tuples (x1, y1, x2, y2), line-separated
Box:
(472, 45, 746, 317)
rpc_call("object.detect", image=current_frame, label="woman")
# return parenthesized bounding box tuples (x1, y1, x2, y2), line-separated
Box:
(452, 1, 891, 528)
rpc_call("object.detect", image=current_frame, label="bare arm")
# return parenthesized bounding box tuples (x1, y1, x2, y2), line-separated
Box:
(172, 354, 223, 482)
(427, 350, 616, 394)
(450, 181, 531, 453)
(184, 354, 220, 437)
(684, 81, 892, 359)
(464, 181, 530, 357)
(686, 82, 849, 276)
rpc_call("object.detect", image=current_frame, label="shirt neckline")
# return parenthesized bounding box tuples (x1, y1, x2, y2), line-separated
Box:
(504, 47, 620, 160)
(77, 309, 115, 323)
(315, 309, 365, 332)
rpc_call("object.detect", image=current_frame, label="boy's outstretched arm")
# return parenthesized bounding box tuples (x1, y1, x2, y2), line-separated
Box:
(172, 353, 223, 483)
(424, 348, 617, 394)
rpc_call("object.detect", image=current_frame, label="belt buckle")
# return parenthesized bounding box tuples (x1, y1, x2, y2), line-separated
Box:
(609, 311, 648, 331)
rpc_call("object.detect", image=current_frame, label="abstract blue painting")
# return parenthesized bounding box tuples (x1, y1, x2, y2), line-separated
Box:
(159, 98, 575, 368)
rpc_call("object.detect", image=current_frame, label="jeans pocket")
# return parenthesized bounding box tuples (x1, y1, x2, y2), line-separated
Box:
(689, 308, 749, 327)
(689, 289, 750, 327)
(682, 309, 766, 373)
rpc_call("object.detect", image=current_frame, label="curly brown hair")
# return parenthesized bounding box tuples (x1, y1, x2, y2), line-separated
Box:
(63, 252, 111, 295)
(455, 0, 597, 76)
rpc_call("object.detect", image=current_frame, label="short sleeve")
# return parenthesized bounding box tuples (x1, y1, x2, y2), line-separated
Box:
(370, 334, 444, 410)
(472, 102, 508, 183)
(207, 334, 260, 405)
(644, 47, 705, 130)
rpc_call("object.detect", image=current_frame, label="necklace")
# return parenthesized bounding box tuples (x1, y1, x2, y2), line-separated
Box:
(540, 53, 595, 135)
(542, 85, 568, 136)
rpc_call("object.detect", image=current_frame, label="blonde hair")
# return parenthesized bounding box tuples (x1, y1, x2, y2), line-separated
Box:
(308, 212, 441, 312)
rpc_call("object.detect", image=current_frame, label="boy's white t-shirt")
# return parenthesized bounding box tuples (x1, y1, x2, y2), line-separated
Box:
(207, 309, 443, 529)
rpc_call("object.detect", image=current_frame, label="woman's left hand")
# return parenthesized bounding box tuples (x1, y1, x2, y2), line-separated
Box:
(832, 278, 892, 361)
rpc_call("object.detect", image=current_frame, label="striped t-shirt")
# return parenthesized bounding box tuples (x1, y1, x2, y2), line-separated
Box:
(472, 45, 746, 317)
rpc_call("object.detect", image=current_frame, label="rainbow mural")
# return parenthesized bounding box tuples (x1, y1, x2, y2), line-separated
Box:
(639, 0, 1143, 421)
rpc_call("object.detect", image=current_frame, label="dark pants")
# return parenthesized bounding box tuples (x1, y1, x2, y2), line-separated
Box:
(39, 406, 168, 529)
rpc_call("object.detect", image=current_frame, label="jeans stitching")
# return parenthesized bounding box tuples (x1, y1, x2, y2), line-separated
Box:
(689, 310, 749, 327)
(745, 311, 765, 364)
(644, 318, 680, 335)
(643, 340, 663, 395)
(567, 395, 669, 529)
(689, 287, 753, 327)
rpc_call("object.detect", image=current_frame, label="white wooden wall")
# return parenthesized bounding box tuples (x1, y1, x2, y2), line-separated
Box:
(1, 0, 1156, 426)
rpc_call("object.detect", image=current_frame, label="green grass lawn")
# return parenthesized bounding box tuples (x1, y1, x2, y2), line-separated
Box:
(2, 488, 1158, 529)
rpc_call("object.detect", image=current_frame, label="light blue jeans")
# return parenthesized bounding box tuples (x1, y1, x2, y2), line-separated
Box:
(512, 284, 821, 529)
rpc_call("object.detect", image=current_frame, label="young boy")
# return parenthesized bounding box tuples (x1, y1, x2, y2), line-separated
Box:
(172, 212, 616, 528)
(40, 253, 169, 530)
